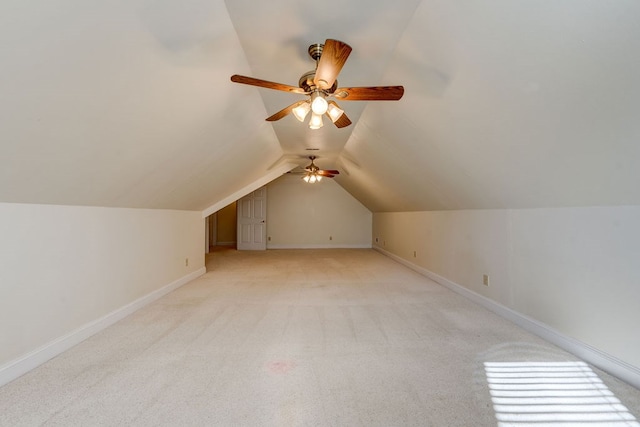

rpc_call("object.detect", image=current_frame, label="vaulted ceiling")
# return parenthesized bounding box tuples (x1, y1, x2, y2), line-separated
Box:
(2, 1, 640, 212)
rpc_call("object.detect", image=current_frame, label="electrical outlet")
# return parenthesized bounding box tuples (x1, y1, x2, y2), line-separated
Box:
(483, 274, 489, 286)
(185, 258, 189, 267)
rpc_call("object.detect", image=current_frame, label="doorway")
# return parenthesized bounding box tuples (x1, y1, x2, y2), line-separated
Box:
(207, 202, 237, 251)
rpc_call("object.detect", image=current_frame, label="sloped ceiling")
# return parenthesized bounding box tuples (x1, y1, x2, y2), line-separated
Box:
(2, 1, 640, 212)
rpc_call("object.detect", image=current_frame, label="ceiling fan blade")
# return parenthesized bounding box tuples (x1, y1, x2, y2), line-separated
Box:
(333, 112, 352, 128)
(318, 170, 339, 176)
(314, 39, 352, 90)
(333, 86, 404, 101)
(266, 100, 307, 122)
(231, 75, 307, 94)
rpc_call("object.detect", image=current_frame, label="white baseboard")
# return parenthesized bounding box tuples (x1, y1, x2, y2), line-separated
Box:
(267, 243, 372, 249)
(374, 246, 640, 390)
(0, 267, 206, 388)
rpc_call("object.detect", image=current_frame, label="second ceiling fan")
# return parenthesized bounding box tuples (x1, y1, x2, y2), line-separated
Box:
(289, 156, 340, 184)
(231, 39, 404, 129)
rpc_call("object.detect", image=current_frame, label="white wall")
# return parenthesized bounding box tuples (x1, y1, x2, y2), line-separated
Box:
(0, 203, 204, 377)
(266, 174, 372, 248)
(373, 207, 640, 372)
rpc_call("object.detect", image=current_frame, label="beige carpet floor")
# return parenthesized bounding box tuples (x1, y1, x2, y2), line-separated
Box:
(0, 248, 638, 426)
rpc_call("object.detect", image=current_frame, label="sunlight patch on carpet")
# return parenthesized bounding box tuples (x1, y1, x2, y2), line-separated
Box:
(485, 361, 639, 427)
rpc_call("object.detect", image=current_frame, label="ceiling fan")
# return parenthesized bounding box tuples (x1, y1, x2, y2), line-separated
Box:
(231, 39, 404, 129)
(290, 156, 340, 183)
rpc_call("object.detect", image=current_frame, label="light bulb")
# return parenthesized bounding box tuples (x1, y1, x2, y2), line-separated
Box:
(316, 174, 322, 182)
(308, 112, 323, 129)
(327, 103, 344, 123)
(292, 102, 310, 122)
(303, 175, 310, 182)
(310, 92, 328, 115)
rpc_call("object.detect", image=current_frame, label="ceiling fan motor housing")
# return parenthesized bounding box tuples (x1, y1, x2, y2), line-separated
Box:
(299, 72, 337, 94)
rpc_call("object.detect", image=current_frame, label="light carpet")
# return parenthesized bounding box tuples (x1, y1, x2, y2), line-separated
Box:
(0, 248, 638, 426)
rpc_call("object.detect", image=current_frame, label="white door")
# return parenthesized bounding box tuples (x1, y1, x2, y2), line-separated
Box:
(237, 187, 267, 250)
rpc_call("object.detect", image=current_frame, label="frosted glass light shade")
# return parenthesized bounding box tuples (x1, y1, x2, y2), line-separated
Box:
(308, 112, 323, 129)
(310, 92, 328, 115)
(292, 102, 310, 122)
(302, 173, 321, 183)
(327, 103, 344, 122)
